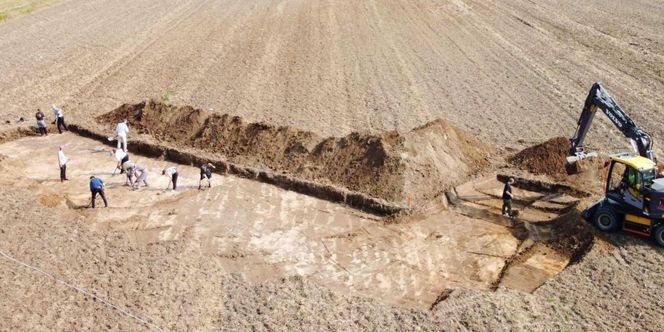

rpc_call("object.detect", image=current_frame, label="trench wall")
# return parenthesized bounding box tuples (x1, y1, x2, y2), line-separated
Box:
(67, 123, 407, 216)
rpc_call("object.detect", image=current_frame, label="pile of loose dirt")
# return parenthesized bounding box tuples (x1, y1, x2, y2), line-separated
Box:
(97, 100, 493, 203)
(509, 137, 569, 176)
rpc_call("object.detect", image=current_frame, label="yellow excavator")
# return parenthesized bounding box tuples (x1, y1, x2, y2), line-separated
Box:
(568, 82, 664, 246)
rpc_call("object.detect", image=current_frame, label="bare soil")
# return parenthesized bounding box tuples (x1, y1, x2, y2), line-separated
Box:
(1, 172, 662, 330)
(509, 137, 570, 176)
(5, 132, 658, 331)
(1, 0, 664, 330)
(96, 100, 492, 204)
(2, 0, 664, 155)
(0, 134, 521, 310)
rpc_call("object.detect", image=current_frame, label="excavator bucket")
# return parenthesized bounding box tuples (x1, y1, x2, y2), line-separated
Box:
(565, 152, 598, 175)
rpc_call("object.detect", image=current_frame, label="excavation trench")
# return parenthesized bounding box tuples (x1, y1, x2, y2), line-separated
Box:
(67, 123, 404, 216)
(0, 120, 594, 309)
(94, 100, 494, 206)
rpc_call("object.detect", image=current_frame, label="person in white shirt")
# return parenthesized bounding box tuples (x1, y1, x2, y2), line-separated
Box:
(58, 146, 68, 182)
(162, 166, 178, 191)
(52, 105, 68, 134)
(111, 148, 129, 174)
(115, 119, 129, 152)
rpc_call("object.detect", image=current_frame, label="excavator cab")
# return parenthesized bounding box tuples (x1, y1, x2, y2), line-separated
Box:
(605, 155, 661, 213)
(584, 154, 664, 246)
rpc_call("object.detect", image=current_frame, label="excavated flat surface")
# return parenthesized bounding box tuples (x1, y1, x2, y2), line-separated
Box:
(450, 176, 582, 292)
(0, 133, 519, 308)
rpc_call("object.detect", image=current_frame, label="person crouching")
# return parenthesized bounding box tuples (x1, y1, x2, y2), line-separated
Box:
(131, 163, 148, 191)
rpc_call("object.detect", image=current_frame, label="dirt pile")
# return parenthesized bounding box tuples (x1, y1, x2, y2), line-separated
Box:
(97, 100, 492, 203)
(509, 137, 569, 176)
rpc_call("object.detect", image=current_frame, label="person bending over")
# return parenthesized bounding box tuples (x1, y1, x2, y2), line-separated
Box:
(198, 163, 216, 190)
(131, 163, 148, 191)
(112, 148, 129, 174)
(162, 166, 178, 191)
(89, 176, 108, 208)
(52, 105, 68, 134)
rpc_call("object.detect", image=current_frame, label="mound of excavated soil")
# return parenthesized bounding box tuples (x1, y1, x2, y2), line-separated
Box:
(509, 137, 569, 176)
(97, 101, 493, 203)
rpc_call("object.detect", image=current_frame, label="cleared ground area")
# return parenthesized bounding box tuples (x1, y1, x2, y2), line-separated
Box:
(1, 134, 661, 330)
(0, 133, 522, 308)
(1, 0, 663, 153)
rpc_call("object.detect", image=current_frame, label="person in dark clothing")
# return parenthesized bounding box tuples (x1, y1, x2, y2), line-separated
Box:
(502, 177, 515, 217)
(198, 163, 216, 190)
(35, 109, 47, 136)
(89, 176, 108, 208)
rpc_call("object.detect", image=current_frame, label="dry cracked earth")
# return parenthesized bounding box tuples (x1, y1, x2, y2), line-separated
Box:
(1, 0, 663, 331)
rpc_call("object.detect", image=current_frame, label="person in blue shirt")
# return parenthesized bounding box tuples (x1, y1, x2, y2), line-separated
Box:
(89, 176, 108, 208)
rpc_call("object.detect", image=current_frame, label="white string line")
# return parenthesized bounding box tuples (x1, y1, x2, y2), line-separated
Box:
(0, 249, 165, 332)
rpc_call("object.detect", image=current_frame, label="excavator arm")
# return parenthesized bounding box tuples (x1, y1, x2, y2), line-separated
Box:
(569, 82, 654, 161)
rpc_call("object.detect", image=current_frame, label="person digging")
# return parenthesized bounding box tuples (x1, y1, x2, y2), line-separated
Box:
(89, 176, 108, 208)
(121, 161, 135, 186)
(130, 163, 148, 191)
(52, 105, 68, 134)
(162, 166, 178, 191)
(35, 109, 47, 136)
(502, 177, 516, 218)
(111, 148, 129, 175)
(198, 163, 216, 190)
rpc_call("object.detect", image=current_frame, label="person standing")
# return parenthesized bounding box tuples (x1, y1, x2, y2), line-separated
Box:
(35, 109, 47, 136)
(115, 118, 129, 152)
(198, 163, 216, 190)
(502, 177, 515, 217)
(162, 166, 178, 191)
(52, 105, 68, 134)
(89, 176, 108, 208)
(58, 146, 68, 182)
(131, 163, 148, 190)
